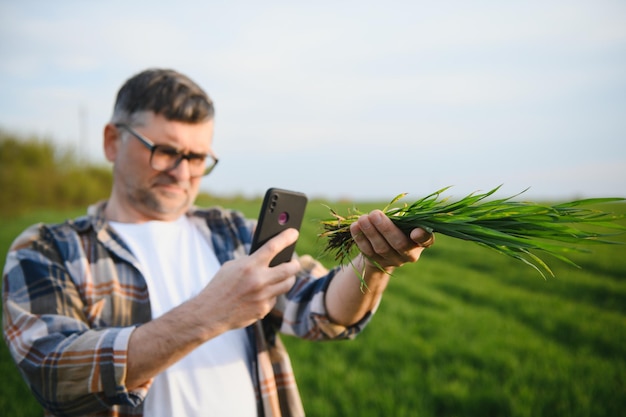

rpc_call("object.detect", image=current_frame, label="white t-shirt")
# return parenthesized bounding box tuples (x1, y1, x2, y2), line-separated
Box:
(110, 216, 257, 417)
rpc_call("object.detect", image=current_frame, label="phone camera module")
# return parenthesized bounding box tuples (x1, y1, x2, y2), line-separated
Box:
(278, 212, 289, 225)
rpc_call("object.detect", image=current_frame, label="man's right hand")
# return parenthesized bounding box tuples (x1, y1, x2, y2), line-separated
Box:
(125, 228, 299, 390)
(196, 227, 300, 333)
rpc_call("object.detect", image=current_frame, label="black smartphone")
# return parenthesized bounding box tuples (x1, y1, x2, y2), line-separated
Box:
(250, 188, 308, 267)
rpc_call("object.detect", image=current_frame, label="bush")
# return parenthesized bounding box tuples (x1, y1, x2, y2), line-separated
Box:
(0, 129, 112, 215)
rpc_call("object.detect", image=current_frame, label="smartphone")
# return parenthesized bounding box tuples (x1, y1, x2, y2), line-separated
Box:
(250, 188, 308, 267)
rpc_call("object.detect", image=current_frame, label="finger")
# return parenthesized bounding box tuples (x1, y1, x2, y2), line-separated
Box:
(268, 259, 300, 281)
(410, 228, 435, 248)
(361, 211, 413, 251)
(350, 211, 407, 260)
(349, 214, 378, 257)
(264, 270, 297, 297)
(252, 228, 299, 265)
(367, 210, 415, 250)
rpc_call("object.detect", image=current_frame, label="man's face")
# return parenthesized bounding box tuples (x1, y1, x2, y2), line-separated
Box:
(110, 112, 215, 222)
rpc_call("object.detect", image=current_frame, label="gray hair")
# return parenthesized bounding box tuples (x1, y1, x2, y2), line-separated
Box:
(110, 68, 215, 125)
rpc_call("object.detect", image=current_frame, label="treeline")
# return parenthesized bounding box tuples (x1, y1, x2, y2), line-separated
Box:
(0, 129, 113, 216)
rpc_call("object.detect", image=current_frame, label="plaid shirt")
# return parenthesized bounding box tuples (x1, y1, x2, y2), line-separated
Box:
(3, 201, 374, 417)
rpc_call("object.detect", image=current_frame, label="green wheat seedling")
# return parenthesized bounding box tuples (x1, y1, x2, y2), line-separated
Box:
(319, 186, 626, 283)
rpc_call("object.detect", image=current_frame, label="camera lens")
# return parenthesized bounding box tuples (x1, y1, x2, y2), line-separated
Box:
(278, 212, 289, 225)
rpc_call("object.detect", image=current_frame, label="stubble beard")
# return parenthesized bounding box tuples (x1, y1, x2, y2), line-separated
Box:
(129, 176, 192, 219)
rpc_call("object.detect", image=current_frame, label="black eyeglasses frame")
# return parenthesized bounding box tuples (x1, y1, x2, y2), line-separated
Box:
(115, 123, 219, 177)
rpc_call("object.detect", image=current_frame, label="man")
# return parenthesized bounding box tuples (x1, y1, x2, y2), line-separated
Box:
(2, 68, 435, 416)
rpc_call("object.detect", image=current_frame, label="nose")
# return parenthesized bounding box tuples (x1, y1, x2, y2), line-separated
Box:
(167, 157, 192, 180)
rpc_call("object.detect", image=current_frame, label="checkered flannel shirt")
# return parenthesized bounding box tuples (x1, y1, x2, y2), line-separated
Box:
(3, 201, 374, 416)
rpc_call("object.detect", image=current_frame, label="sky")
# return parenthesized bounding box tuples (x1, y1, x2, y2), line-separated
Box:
(1, 0, 625, 202)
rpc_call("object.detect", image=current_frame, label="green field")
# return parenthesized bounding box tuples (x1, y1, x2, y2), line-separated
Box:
(1, 198, 625, 416)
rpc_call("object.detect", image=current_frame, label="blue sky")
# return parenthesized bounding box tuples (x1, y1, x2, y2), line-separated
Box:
(1, 0, 625, 201)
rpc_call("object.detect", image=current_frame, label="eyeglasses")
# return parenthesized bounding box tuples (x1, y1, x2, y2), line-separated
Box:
(115, 123, 219, 177)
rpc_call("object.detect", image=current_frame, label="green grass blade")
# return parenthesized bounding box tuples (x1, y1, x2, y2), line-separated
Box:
(319, 186, 626, 279)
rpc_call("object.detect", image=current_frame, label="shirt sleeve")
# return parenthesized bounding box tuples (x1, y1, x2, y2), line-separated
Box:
(2, 226, 149, 415)
(271, 255, 376, 341)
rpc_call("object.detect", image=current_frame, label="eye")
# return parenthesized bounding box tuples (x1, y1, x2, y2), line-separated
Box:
(155, 146, 181, 157)
(187, 153, 207, 165)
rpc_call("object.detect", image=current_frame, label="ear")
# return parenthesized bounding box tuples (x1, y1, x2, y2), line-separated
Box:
(103, 123, 120, 163)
